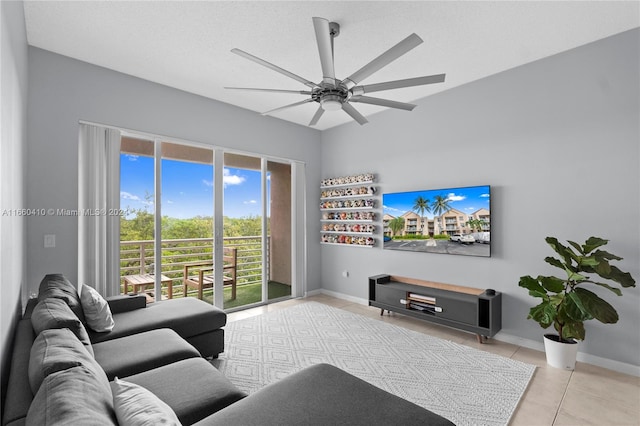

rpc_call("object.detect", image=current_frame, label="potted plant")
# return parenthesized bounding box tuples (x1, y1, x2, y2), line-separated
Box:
(518, 236, 636, 370)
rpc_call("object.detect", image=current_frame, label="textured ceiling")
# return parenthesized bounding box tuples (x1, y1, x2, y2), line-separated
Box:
(23, 1, 639, 130)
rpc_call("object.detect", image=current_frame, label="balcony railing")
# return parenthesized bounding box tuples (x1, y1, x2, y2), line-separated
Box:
(120, 236, 269, 299)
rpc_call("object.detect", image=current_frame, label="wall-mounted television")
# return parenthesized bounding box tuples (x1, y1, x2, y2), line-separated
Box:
(382, 185, 491, 257)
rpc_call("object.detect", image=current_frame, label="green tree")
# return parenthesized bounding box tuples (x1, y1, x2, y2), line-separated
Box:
(412, 196, 431, 234)
(466, 219, 487, 232)
(223, 215, 264, 237)
(431, 194, 452, 217)
(388, 217, 405, 237)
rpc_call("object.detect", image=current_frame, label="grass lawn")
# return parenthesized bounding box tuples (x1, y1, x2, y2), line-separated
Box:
(201, 281, 291, 309)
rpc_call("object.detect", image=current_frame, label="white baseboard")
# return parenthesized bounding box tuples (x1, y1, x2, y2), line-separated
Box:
(495, 332, 640, 377)
(317, 288, 369, 305)
(310, 289, 640, 377)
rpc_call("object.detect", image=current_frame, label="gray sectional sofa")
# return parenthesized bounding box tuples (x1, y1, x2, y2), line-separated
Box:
(3, 274, 454, 426)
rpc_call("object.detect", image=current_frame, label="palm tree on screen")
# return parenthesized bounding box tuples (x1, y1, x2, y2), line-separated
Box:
(431, 195, 452, 234)
(388, 217, 405, 238)
(412, 196, 431, 235)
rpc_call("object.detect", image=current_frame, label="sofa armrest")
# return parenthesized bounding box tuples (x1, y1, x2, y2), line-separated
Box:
(106, 294, 146, 314)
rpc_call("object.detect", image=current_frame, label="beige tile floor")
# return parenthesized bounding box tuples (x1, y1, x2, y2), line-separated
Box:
(227, 294, 640, 426)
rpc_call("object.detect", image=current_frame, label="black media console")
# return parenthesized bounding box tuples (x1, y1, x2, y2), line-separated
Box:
(368, 274, 502, 343)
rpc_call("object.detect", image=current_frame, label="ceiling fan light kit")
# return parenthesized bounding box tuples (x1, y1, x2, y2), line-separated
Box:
(226, 17, 446, 127)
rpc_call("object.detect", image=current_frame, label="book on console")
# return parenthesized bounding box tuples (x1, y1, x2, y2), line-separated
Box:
(408, 293, 436, 304)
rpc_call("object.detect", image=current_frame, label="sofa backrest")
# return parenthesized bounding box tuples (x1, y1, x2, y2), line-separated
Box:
(37, 274, 85, 322)
(2, 319, 35, 426)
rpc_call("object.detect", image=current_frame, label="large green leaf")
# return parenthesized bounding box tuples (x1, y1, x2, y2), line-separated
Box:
(528, 301, 555, 328)
(546, 237, 578, 266)
(582, 237, 609, 254)
(565, 267, 587, 283)
(578, 256, 600, 268)
(519, 275, 547, 298)
(562, 320, 586, 341)
(574, 288, 619, 324)
(544, 256, 567, 271)
(603, 265, 637, 288)
(567, 240, 584, 255)
(590, 281, 623, 296)
(565, 292, 592, 321)
(594, 259, 612, 276)
(593, 249, 623, 262)
(539, 276, 566, 293)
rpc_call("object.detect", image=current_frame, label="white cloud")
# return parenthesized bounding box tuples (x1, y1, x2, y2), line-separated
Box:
(447, 193, 466, 202)
(244, 200, 257, 205)
(480, 193, 490, 198)
(125, 154, 138, 161)
(121, 191, 152, 206)
(167, 200, 174, 204)
(384, 205, 402, 213)
(202, 179, 213, 187)
(223, 168, 245, 187)
(121, 191, 141, 201)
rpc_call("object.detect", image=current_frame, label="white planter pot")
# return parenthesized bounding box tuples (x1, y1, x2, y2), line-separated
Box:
(543, 334, 578, 370)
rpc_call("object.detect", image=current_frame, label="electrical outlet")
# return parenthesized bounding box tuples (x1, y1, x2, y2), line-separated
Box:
(44, 234, 56, 248)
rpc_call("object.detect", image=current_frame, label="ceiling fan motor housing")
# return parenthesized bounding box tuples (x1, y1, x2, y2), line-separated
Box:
(313, 83, 348, 110)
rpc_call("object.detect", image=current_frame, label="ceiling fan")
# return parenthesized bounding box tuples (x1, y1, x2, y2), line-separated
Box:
(225, 17, 446, 126)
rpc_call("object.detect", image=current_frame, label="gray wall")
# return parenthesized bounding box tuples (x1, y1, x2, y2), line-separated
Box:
(320, 29, 639, 367)
(25, 47, 322, 298)
(0, 0, 28, 409)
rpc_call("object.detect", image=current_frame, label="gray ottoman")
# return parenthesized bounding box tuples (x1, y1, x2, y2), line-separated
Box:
(194, 363, 455, 425)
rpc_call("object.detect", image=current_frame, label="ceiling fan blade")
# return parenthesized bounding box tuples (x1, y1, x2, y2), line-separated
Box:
(225, 87, 313, 95)
(350, 96, 416, 111)
(312, 17, 336, 86)
(343, 33, 423, 89)
(262, 99, 314, 115)
(309, 106, 325, 126)
(231, 48, 318, 89)
(357, 74, 446, 94)
(341, 102, 369, 125)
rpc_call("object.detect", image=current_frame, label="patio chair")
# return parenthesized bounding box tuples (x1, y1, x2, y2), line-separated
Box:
(183, 247, 238, 300)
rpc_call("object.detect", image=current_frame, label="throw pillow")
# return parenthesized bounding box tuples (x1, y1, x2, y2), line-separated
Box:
(80, 284, 115, 332)
(26, 365, 117, 426)
(31, 298, 94, 357)
(112, 377, 182, 426)
(28, 328, 106, 394)
(37, 273, 85, 322)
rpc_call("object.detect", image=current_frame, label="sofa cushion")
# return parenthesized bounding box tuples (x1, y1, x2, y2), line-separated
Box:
(25, 365, 117, 426)
(30, 297, 94, 356)
(37, 273, 85, 322)
(28, 328, 100, 394)
(193, 363, 455, 426)
(93, 328, 200, 380)
(123, 358, 245, 425)
(112, 377, 182, 426)
(80, 284, 115, 332)
(89, 297, 226, 345)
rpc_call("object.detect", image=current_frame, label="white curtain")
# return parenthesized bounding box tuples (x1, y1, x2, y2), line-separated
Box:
(78, 124, 121, 297)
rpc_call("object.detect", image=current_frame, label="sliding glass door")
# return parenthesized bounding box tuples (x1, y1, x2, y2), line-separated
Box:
(118, 134, 296, 310)
(160, 142, 214, 302)
(221, 153, 262, 309)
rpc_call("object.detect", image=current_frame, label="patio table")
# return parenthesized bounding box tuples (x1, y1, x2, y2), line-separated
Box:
(122, 273, 173, 299)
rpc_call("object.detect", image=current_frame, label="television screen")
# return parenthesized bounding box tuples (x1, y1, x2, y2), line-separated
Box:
(382, 185, 490, 257)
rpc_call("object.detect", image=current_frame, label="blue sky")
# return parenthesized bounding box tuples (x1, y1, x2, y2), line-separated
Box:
(120, 154, 264, 219)
(383, 185, 490, 218)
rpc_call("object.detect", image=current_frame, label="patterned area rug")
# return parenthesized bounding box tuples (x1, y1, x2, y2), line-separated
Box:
(213, 302, 535, 426)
